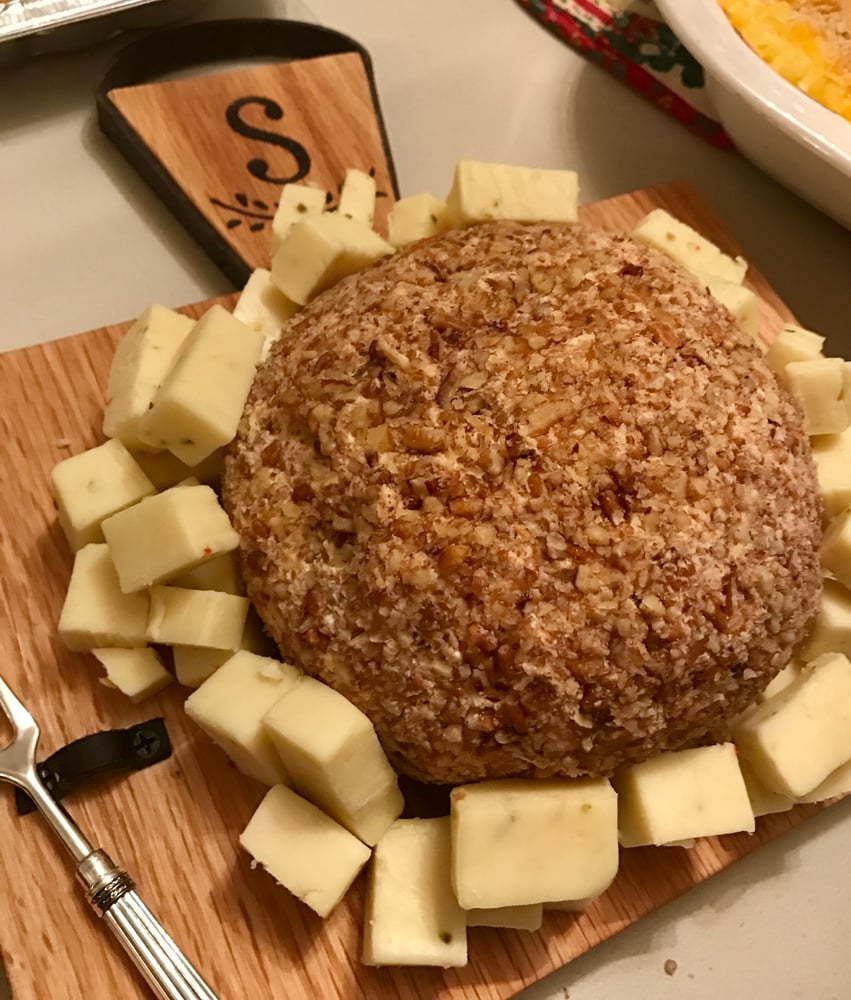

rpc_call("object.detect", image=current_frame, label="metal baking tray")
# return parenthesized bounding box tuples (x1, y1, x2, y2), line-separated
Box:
(0, 0, 195, 63)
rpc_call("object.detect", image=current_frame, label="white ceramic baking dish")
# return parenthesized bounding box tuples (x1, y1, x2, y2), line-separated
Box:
(656, 0, 851, 231)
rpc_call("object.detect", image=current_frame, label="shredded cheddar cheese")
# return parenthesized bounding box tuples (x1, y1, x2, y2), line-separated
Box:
(720, 0, 851, 121)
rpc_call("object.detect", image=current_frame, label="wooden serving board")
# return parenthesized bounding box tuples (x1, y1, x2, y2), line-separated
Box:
(0, 183, 829, 1000)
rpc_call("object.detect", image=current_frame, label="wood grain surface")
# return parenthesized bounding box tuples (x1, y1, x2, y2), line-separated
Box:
(0, 183, 830, 1000)
(107, 52, 396, 277)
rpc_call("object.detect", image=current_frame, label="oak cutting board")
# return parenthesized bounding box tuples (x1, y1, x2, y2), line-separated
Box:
(0, 183, 830, 1000)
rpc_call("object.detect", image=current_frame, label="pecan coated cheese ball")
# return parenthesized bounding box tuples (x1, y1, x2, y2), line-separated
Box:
(223, 221, 822, 785)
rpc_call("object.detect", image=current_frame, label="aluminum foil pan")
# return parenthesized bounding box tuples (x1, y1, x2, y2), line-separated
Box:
(0, 0, 195, 63)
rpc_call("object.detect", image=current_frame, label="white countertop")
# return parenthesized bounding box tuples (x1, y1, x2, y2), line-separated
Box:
(2, 1, 850, 997)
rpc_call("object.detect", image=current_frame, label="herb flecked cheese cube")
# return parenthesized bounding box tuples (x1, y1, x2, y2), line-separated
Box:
(363, 818, 467, 968)
(812, 427, 851, 521)
(764, 323, 825, 373)
(446, 160, 578, 228)
(58, 543, 148, 651)
(130, 448, 223, 491)
(632, 209, 747, 284)
(93, 647, 172, 702)
(387, 192, 449, 247)
(270, 183, 328, 254)
(102, 305, 195, 451)
(233, 268, 298, 361)
(240, 784, 370, 919)
(185, 651, 301, 785)
(271, 213, 393, 306)
(800, 580, 851, 661)
(337, 168, 376, 225)
(101, 485, 238, 593)
(262, 675, 403, 846)
(139, 305, 264, 465)
(171, 552, 243, 595)
(145, 586, 249, 649)
(782, 357, 851, 436)
(450, 778, 618, 909)
(733, 653, 851, 797)
(51, 439, 156, 551)
(615, 744, 754, 846)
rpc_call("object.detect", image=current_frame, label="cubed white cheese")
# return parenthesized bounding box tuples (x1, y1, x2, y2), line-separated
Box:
(337, 168, 376, 226)
(759, 662, 801, 702)
(738, 758, 795, 817)
(185, 650, 301, 785)
(800, 580, 851, 661)
(145, 586, 249, 649)
(130, 449, 223, 491)
(233, 268, 298, 361)
(271, 213, 393, 306)
(93, 647, 172, 702)
(51, 439, 156, 551)
(387, 192, 449, 247)
(449, 778, 618, 909)
(173, 645, 231, 688)
(58, 544, 148, 652)
(363, 818, 467, 968)
(465, 904, 543, 931)
(812, 426, 851, 521)
(102, 305, 195, 451)
(632, 209, 748, 284)
(615, 744, 754, 847)
(139, 305, 264, 465)
(733, 653, 851, 797)
(821, 507, 851, 589)
(765, 323, 825, 374)
(240, 784, 370, 919)
(270, 183, 328, 255)
(445, 160, 578, 228)
(262, 675, 403, 846)
(696, 272, 759, 341)
(782, 357, 850, 436)
(101, 485, 238, 594)
(797, 757, 851, 803)
(170, 552, 243, 595)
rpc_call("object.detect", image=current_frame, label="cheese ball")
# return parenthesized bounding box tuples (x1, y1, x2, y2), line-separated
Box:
(223, 221, 821, 785)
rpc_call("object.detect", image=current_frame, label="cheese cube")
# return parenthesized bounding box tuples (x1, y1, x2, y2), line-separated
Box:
(173, 645, 231, 688)
(800, 580, 851, 661)
(93, 647, 172, 703)
(615, 744, 754, 847)
(146, 586, 249, 649)
(812, 427, 851, 520)
(783, 357, 849, 436)
(445, 160, 578, 228)
(387, 192, 449, 247)
(185, 651, 301, 785)
(240, 784, 370, 919)
(139, 305, 264, 465)
(363, 818, 467, 968)
(697, 272, 759, 341)
(170, 552, 243, 595)
(102, 305, 195, 451)
(798, 757, 851, 803)
(821, 507, 851, 589)
(262, 675, 403, 846)
(759, 662, 801, 702)
(739, 758, 794, 817)
(465, 904, 543, 931)
(450, 778, 618, 909)
(271, 213, 393, 306)
(337, 168, 376, 226)
(733, 653, 851, 797)
(51, 439, 156, 551)
(58, 544, 148, 651)
(233, 268, 298, 361)
(765, 323, 825, 372)
(131, 449, 223, 491)
(270, 183, 327, 255)
(101, 485, 238, 593)
(632, 209, 747, 284)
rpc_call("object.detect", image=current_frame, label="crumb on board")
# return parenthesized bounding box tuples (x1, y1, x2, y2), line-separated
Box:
(55, 438, 71, 448)
(664, 959, 678, 976)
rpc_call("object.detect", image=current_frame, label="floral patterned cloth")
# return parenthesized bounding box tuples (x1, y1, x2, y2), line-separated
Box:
(516, 0, 734, 149)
